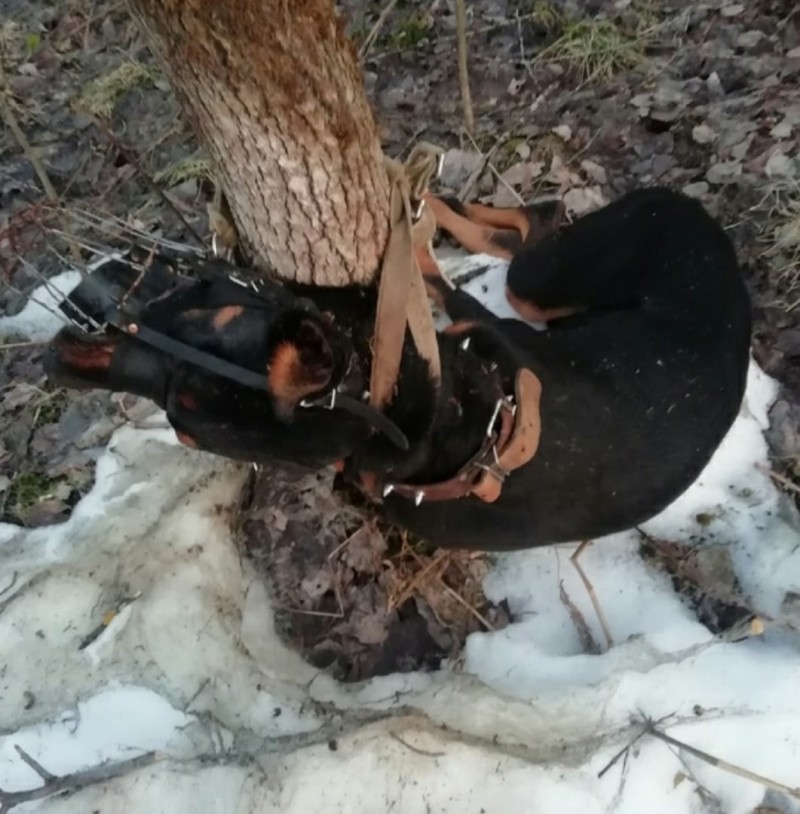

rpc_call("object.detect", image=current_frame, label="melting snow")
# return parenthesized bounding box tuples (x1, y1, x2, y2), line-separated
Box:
(1, 259, 799, 813)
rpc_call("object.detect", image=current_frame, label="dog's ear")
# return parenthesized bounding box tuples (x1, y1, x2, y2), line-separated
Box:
(267, 316, 336, 420)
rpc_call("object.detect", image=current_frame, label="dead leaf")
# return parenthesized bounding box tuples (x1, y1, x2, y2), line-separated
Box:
(300, 569, 332, 601)
(501, 161, 544, 189)
(721, 4, 744, 17)
(770, 122, 793, 139)
(580, 159, 607, 185)
(342, 522, 387, 575)
(440, 149, 483, 189)
(551, 124, 572, 142)
(563, 186, 607, 215)
(765, 151, 795, 179)
(682, 181, 710, 199)
(351, 611, 388, 645)
(705, 161, 742, 185)
(692, 124, 717, 145)
(4, 383, 40, 410)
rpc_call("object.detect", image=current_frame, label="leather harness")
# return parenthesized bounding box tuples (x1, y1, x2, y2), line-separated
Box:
(351, 145, 542, 506)
(374, 367, 542, 505)
(106, 144, 543, 507)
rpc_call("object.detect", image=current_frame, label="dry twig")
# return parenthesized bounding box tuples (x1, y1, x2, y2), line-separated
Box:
(464, 131, 525, 205)
(756, 463, 800, 496)
(389, 731, 445, 757)
(0, 67, 81, 263)
(81, 112, 205, 246)
(570, 540, 614, 649)
(0, 746, 157, 812)
(454, 0, 475, 133)
(359, 0, 400, 58)
(647, 723, 800, 801)
(559, 580, 600, 653)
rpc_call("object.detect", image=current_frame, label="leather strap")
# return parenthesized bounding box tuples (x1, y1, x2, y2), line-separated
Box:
(369, 145, 444, 411)
(371, 367, 542, 505)
(104, 306, 410, 450)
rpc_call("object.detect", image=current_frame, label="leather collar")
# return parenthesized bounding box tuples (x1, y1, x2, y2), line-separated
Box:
(359, 367, 542, 505)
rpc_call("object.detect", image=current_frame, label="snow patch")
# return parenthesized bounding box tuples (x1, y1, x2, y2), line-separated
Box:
(2, 252, 799, 812)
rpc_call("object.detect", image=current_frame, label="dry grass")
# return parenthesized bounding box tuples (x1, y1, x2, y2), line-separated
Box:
(529, 0, 565, 35)
(761, 181, 800, 312)
(154, 157, 214, 188)
(535, 19, 644, 83)
(77, 61, 155, 118)
(384, 535, 500, 641)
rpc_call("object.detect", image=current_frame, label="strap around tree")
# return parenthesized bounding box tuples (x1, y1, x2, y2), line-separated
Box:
(369, 145, 444, 412)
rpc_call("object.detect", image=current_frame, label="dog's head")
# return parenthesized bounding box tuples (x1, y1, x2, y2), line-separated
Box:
(44, 252, 377, 468)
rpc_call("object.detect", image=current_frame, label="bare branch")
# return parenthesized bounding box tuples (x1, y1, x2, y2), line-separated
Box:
(455, 0, 475, 134)
(646, 723, 800, 800)
(570, 540, 614, 649)
(0, 751, 157, 812)
(359, 0, 400, 59)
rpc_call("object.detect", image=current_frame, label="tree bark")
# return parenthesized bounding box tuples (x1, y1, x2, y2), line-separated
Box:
(127, 0, 391, 286)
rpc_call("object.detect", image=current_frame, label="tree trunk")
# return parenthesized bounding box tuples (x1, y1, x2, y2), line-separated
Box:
(127, 0, 391, 286)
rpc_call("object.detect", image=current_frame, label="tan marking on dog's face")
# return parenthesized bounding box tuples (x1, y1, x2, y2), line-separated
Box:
(212, 305, 245, 330)
(55, 334, 116, 371)
(267, 340, 331, 418)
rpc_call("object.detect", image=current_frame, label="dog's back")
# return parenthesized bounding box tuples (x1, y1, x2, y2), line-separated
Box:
(501, 188, 752, 542)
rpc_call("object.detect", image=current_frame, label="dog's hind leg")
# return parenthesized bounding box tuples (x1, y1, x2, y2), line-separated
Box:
(424, 194, 565, 259)
(504, 190, 684, 323)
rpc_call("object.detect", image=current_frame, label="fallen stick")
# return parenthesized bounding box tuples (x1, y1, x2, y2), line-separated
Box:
(0, 747, 157, 812)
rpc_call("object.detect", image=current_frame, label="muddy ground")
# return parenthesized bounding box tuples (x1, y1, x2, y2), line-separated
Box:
(1, 0, 799, 680)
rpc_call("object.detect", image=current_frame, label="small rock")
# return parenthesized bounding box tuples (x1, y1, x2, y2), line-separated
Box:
(692, 124, 717, 145)
(721, 3, 745, 17)
(788, 47, 800, 59)
(17, 62, 39, 76)
(682, 181, 710, 199)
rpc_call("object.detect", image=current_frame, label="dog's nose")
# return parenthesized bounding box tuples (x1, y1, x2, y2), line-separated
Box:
(45, 331, 170, 409)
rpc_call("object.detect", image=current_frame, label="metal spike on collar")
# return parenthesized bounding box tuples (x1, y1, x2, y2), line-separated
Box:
(414, 490, 425, 506)
(460, 337, 471, 351)
(383, 483, 394, 498)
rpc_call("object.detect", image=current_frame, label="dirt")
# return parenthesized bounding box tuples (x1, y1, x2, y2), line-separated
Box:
(1, 0, 798, 679)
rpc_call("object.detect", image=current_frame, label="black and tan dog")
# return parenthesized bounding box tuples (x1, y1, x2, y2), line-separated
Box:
(45, 187, 752, 551)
